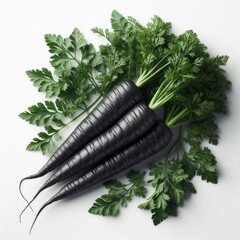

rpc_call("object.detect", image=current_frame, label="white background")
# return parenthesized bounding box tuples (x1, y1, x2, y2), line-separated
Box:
(1, 0, 240, 239)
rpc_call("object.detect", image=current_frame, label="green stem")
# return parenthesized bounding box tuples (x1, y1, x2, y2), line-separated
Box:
(59, 46, 102, 96)
(71, 56, 81, 65)
(116, 172, 145, 199)
(163, 160, 171, 183)
(70, 95, 101, 123)
(89, 75, 103, 97)
(54, 95, 102, 135)
(149, 92, 175, 110)
(166, 108, 189, 128)
(57, 44, 81, 65)
(148, 76, 178, 110)
(136, 61, 170, 87)
(83, 102, 88, 112)
(165, 126, 183, 161)
(165, 105, 179, 124)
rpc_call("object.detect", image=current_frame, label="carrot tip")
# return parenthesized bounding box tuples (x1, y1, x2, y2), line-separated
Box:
(18, 176, 34, 212)
(29, 199, 53, 235)
(19, 178, 34, 213)
(19, 203, 34, 223)
(19, 190, 44, 223)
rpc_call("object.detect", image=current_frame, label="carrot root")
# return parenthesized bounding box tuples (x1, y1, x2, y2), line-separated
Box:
(19, 183, 48, 222)
(19, 178, 34, 215)
(29, 198, 55, 235)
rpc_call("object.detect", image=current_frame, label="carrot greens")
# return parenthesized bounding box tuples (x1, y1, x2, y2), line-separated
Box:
(19, 29, 105, 154)
(89, 170, 147, 216)
(88, 11, 230, 224)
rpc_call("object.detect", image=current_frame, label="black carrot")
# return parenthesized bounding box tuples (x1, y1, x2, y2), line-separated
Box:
(19, 80, 143, 202)
(23, 102, 157, 212)
(29, 120, 172, 233)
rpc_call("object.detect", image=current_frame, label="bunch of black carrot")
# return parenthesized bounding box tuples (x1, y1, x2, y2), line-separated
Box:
(19, 10, 230, 232)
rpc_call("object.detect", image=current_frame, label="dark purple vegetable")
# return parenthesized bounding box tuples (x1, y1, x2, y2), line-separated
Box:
(26, 102, 157, 206)
(19, 80, 143, 202)
(29, 120, 172, 233)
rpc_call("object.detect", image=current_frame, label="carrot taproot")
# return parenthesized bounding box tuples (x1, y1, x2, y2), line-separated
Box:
(23, 102, 157, 210)
(29, 120, 172, 233)
(19, 80, 143, 203)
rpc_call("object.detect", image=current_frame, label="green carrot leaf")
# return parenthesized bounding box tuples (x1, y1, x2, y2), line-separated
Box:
(21, 27, 106, 154)
(182, 146, 218, 183)
(69, 28, 87, 52)
(127, 170, 148, 198)
(26, 68, 65, 98)
(26, 126, 62, 155)
(88, 194, 120, 216)
(139, 159, 192, 225)
(89, 170, 147, 216)
(19, 101, 62, 126)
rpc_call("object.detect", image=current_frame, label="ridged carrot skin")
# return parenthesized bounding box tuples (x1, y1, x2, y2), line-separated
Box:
(55, 121, 172, 198)
(32, 102, 157, 197)
(19, 80, 143, 188)
(29, 120, 172, 233)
